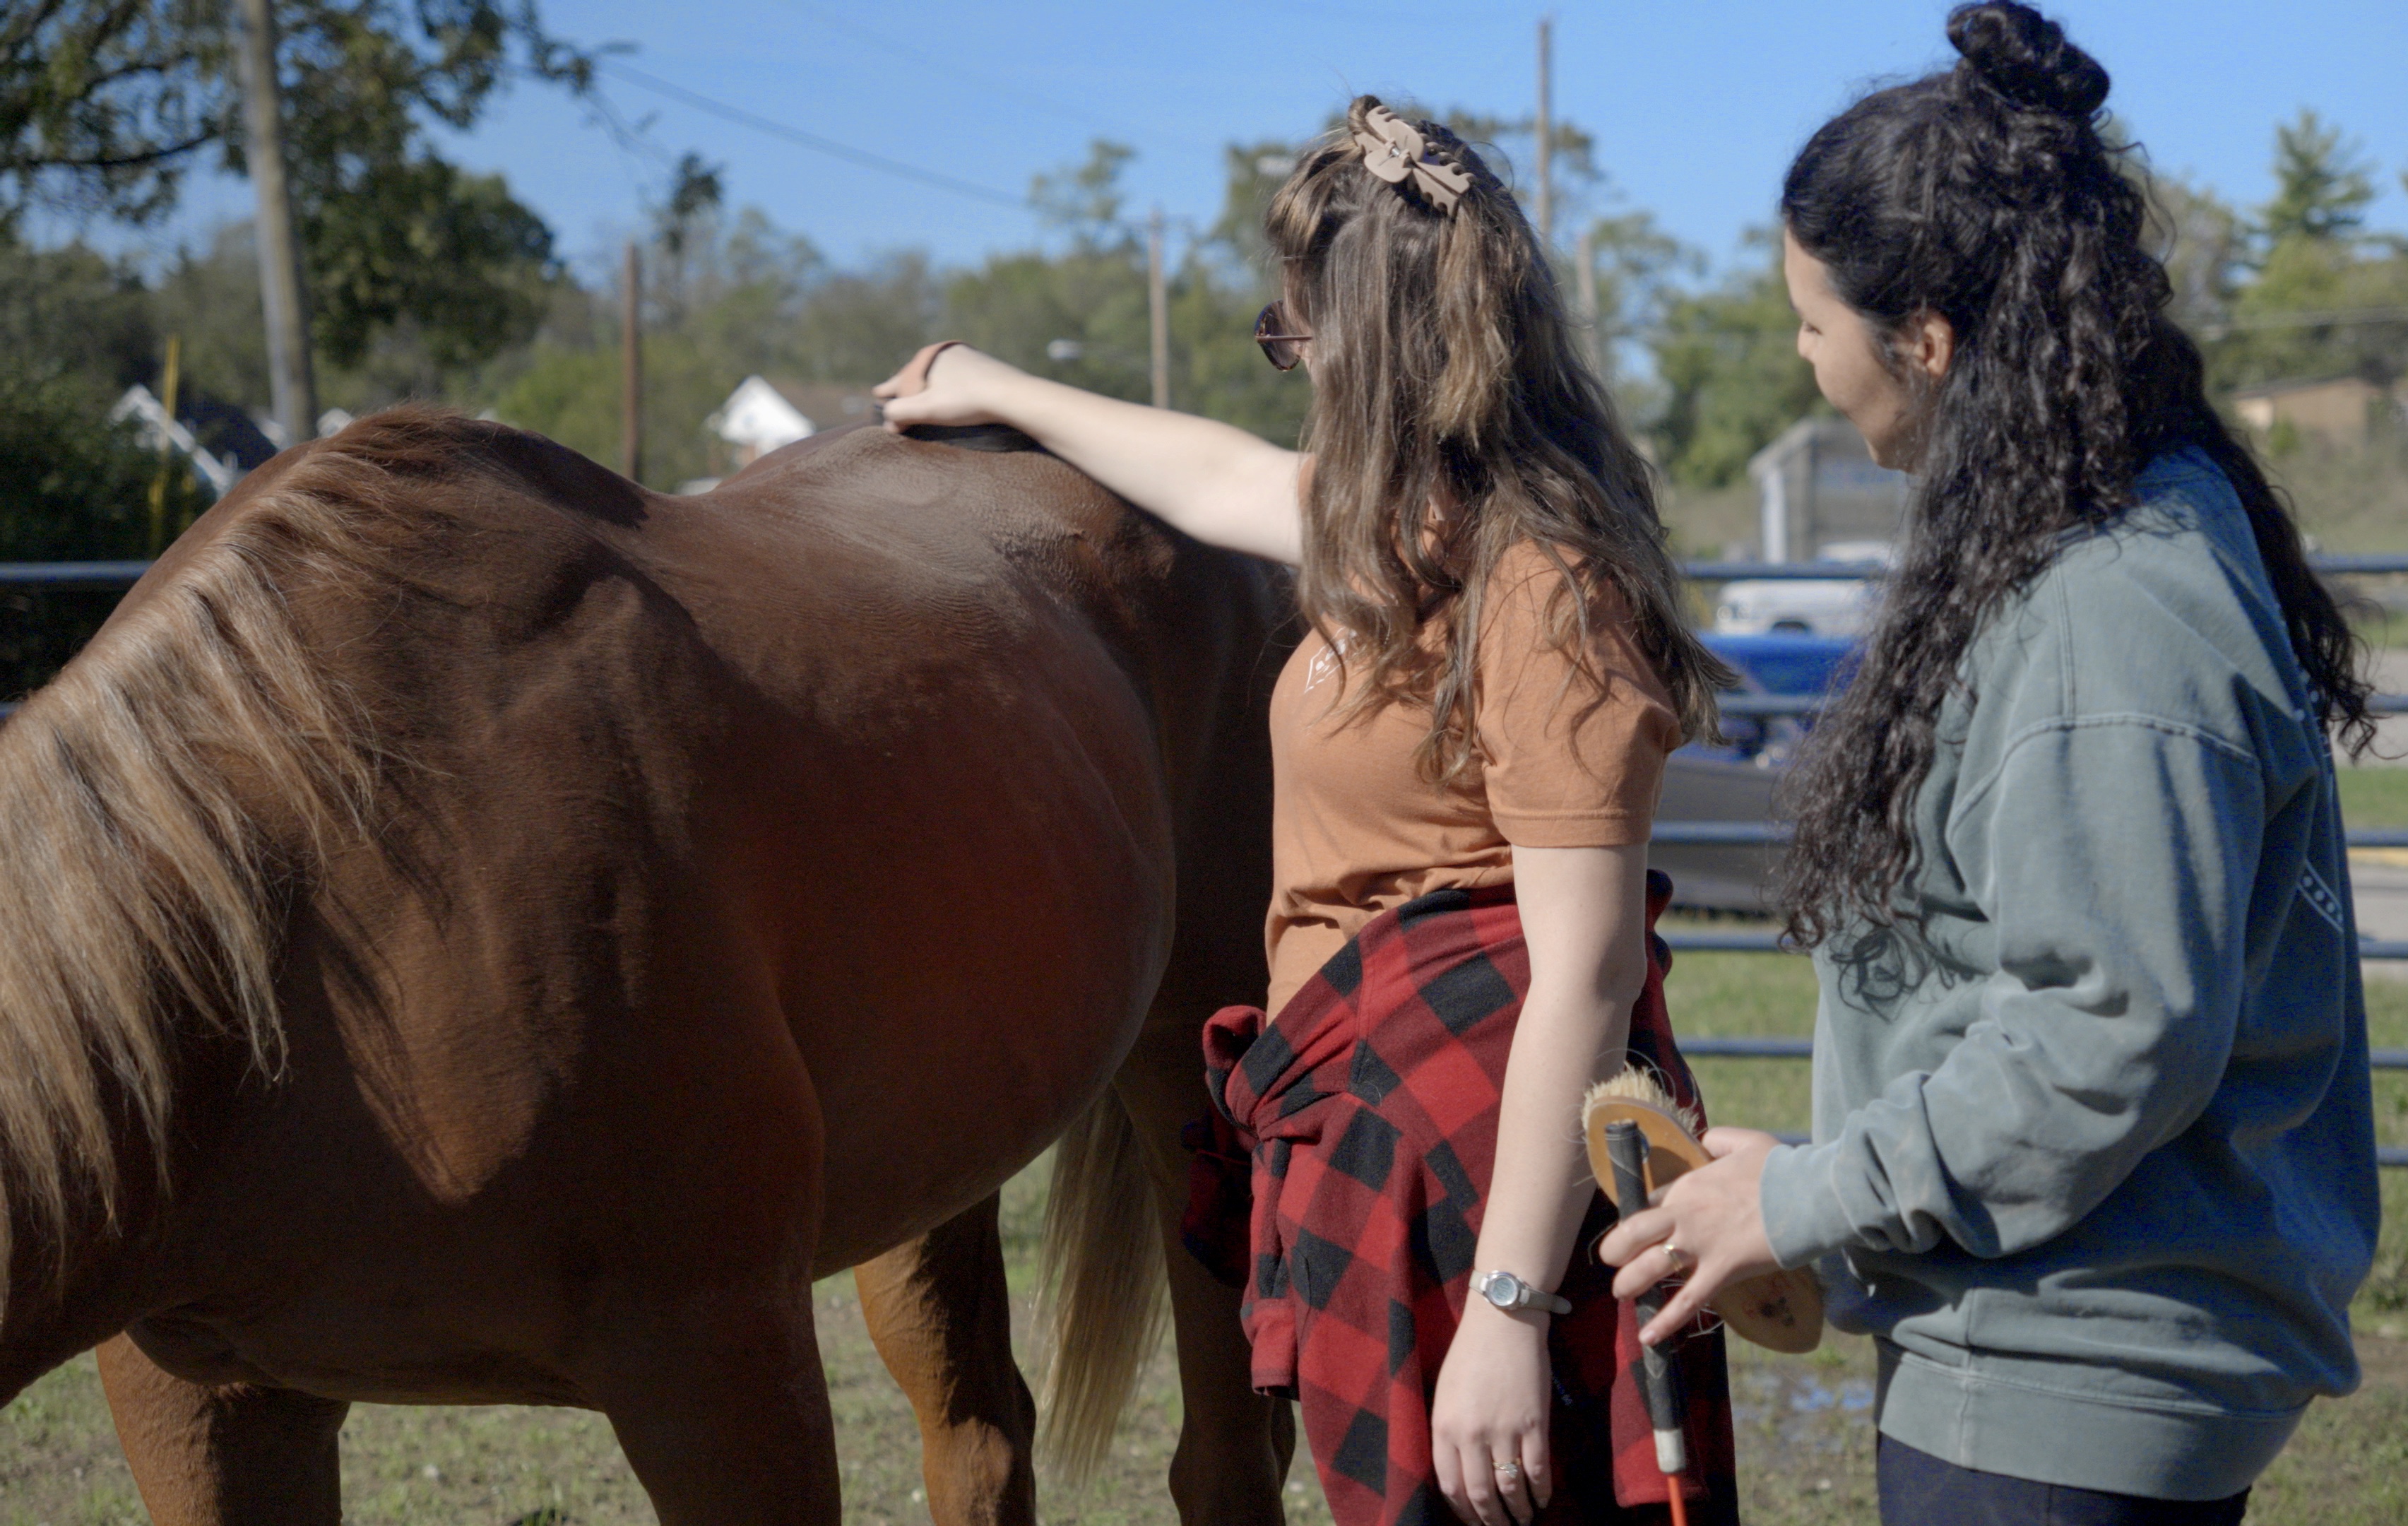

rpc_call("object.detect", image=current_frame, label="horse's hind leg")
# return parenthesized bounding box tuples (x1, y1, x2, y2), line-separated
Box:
(855, 1194, 1038, 1526)
(96, 1334, 348, 1526)
(1117, 1004, 1295, 1526)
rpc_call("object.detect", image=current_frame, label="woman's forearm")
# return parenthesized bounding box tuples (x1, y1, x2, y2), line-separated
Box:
(1473, 844, 1651, 1302)
(883, 348, 1305, 564)
(1478, 978, 1636, 1294)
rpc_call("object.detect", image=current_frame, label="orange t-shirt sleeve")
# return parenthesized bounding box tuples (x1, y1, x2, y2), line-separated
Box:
(1474, 547, 1683, 848)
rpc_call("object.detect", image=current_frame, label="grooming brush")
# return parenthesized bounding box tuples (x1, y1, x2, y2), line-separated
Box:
(1583, 1066, 1825, 1354)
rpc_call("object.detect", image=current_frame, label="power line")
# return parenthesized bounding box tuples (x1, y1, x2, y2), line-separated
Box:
(781, 2, 1218, 157)
(596, 59, 1031, 212)
(2196, 306, 2408, 337)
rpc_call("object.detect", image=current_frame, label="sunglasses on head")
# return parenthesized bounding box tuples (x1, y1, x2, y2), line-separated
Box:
(1254, 302, 1311, 372)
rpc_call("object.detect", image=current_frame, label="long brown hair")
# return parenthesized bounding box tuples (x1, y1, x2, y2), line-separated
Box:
(1267, 95, 1728, 779)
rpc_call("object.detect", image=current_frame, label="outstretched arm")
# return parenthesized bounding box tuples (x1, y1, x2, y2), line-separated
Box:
(875, 343, 1306, 566)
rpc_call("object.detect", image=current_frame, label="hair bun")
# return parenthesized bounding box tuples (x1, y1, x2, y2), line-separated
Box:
(1947, 1, 2109, 117)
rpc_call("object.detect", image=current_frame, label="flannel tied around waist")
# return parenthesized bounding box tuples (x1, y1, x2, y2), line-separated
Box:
(1191, 871, 1737, 1525)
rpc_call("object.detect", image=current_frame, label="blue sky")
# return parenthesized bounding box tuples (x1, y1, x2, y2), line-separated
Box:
(48, 0, 2408, 283)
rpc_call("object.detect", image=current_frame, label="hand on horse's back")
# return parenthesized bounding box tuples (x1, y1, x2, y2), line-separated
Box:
(877, 343, 1308, 566)
(874, 342, 1009, 431)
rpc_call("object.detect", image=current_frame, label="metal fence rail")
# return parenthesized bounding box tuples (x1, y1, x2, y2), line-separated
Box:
(1655, 821, 2408, 851)
(0, 560, 153, 588)
(1680, 552, 2408, 581)
(1675, 1033, 2408, 1168)
(1664, 927, 2408, 960)
(1681, 1036, 2408, 1071)
(1670, 550, 2408, 1167)
(1714, 692, 2408, 718)
(13, 552, 2405, 596)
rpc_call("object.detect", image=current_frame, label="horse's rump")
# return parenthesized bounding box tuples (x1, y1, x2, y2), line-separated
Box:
(0, 408, 1282, 1505)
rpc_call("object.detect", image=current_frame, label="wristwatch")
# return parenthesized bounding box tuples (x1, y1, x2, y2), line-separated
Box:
(1473, 1270, 1572, 1315)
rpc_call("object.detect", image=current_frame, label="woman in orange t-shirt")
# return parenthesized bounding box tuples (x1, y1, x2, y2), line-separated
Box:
(879, 97, 1732, 1526)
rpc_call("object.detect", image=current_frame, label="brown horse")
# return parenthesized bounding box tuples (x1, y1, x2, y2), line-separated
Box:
(0, 408, 1294, 1523)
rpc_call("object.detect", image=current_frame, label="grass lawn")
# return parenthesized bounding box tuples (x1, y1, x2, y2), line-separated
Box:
(2337, 766, 2408, 829)
(6, 950, 2404, 1524)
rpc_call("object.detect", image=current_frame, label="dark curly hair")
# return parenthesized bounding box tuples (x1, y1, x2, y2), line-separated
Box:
(1777, 1, 2373, 948)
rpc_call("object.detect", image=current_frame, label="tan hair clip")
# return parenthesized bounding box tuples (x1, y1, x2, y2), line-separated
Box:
(1351, 105, 1474, 216)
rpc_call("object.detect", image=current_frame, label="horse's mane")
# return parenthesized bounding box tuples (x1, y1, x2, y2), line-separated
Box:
(0, 409, 474, 1314)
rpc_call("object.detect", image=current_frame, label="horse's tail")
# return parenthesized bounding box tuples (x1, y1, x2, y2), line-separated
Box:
(1036, 1087, 1168, 1480)
(0, 433, 397, 1320)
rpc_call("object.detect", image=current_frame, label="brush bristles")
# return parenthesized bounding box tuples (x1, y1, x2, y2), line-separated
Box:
(1581, 1063, 1704, 1140)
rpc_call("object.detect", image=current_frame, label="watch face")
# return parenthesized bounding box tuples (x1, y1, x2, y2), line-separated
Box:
(1483, 1272, 1522, 1308)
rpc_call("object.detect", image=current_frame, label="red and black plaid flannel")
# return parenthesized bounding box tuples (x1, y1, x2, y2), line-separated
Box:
(1190, 870, 1740, 1525)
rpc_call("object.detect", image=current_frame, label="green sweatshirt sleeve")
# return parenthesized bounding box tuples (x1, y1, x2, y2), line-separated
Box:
(1759, 713, 2265, 1265)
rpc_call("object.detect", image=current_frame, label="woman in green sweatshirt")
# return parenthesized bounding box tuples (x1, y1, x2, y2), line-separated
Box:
(1601, 4, 2380, 1521)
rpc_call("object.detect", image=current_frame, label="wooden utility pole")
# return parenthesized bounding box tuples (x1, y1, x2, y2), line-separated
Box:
(1147, 206, 1170, 410)
(233, 0, 316, 449)
(622, 239, 643, 483)
(1534, 16, 1554, 248)
(1574, 222, 1605, 383)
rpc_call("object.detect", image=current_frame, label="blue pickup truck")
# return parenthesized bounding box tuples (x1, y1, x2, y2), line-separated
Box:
(1651, 632, 1856, 911)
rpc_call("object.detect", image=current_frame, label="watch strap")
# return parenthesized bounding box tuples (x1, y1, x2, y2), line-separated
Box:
(1477, 1270, 1572, 1315)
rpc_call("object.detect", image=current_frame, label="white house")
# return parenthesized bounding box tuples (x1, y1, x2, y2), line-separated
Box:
(111, 385, 245, 497)
(1709, 417, 1908, 637)
(2229, 375, 2405, 450)
(111, 386, 351, 502)
(1747, 415, 1908, 564)
(708, 377, 879, 469)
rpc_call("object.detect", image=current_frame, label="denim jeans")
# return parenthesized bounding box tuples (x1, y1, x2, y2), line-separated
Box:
(1877, 1436, 2250, 1525)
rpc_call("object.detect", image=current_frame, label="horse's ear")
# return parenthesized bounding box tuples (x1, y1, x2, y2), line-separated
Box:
(899, 422, 1045, 455)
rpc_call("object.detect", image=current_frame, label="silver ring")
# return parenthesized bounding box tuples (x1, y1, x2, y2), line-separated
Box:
(1661, 1238, 1688, 1271)
(1494, 1458, 1523, 1484)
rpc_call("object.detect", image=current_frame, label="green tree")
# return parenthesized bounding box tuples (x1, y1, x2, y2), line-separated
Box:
(1433, 108, 1602, 237)
(2257, 109, 2376, 251)
(1204, 138, 1298, 276)
(0, 230, 210, 692)
(647, 152, 728, 324)
(264, 3, 577, 382)
(301, 160, 555, 374)
(6, 2, 587, 401)
(2, 1, 591, 221)
(151, 221, 270, 406)
(0, 232, 156, 394)
(1570, 207, 1699, 401)
(2147, 174, 2244, 336)
(2213, 112, 2408, 389)
(1647, 231, 1820, 488)
(0, 374, 191, 694)
(2222, 235, 2408, 389)
(947, 138, 1303, 441)
(781, 251, 941, 384)
(1031, 138, 1137, 252)
(0, 0, 218, 226)
(485, 202, 941, 490)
